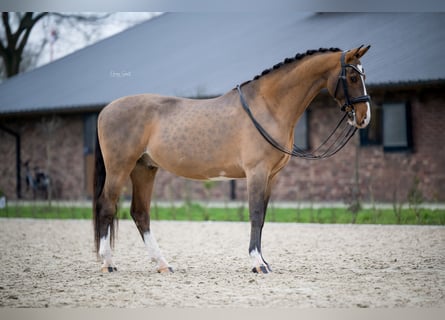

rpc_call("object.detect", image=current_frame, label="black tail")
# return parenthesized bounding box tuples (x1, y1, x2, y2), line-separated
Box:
(92, 130, 116, 255)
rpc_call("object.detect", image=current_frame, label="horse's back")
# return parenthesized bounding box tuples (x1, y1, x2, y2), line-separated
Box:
(96, 94, 181, 163)
(100, 94, 182, 121)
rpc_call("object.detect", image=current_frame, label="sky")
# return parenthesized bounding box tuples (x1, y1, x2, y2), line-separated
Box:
(24, 12, 161, 69)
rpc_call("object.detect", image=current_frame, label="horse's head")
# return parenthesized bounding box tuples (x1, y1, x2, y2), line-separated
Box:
(327, 45, 371, 129)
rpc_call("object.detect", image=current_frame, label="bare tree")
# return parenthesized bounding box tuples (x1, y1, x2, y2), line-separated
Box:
(0, 12, 47, 78)
(0, 12, 111, 79)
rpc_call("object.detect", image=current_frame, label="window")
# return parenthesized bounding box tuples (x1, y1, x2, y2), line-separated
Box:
(382, 102, 412, 151)
(360, 102, 412, 152)
(294, 111, 308, 150)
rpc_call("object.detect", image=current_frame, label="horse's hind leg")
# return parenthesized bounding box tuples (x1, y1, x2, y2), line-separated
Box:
(96, 172, 129, 273)
(130, 160, 173, 273)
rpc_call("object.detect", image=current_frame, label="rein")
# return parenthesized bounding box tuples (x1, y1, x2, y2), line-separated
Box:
(236, 50, 371, 160)
(237, 85, 357, 160)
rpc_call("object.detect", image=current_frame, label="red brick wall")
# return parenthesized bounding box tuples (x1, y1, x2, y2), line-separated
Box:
(270, 87, 445, 203)
(0, 127, 16, 198)
(1, 86, 443, 203)
(0, 114, 85, 200)
(149, 86, 445, 203)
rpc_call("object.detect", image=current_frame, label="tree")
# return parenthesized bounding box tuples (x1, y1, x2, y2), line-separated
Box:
(0, 12, 47, 78)
(0, 12, 112, 79)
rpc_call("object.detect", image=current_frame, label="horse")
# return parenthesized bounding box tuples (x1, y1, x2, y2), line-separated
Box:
(93, 45, 371, 274)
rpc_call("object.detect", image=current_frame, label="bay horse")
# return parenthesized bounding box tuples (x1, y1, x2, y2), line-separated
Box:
(93, 45, 371, 274)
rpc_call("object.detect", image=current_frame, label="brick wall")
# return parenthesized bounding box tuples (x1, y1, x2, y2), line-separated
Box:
(145, 86, 445, 203)
(1, 85, 443, 203)
(0, 114, 85, 200)
(270, 87, 445, 203)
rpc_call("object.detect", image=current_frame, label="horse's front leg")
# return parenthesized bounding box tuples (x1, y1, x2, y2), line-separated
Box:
(247, 170, 273, 274)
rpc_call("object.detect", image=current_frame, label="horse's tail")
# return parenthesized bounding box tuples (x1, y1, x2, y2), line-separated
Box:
(92, 129, 112, 255)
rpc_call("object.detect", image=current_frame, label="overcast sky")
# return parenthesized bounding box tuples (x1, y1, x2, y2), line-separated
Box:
(30, 12, 161, 68)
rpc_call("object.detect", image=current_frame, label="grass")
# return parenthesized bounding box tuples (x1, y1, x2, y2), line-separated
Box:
(0, 202, 444, 225)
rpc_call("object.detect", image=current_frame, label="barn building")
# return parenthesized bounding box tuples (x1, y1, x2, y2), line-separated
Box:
(0, 12, 444, 203)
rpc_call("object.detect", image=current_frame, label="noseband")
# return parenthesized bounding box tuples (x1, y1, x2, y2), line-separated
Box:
(334, 51, 371, 118)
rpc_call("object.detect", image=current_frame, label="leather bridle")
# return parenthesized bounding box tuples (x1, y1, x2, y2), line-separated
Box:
(334, 51, 371, 119)
(236, 50, 371, 160)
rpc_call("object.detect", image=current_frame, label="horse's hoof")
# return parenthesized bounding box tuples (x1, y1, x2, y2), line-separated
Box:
(101, 266, 117, 273)
(157, 266, 174, 273)
(252, 265, 272, 274)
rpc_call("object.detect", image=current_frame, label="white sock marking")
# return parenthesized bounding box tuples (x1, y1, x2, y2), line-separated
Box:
(99, 226, 114, 267)
(143, 231, 170, 270)
(250, 248, 266, 269)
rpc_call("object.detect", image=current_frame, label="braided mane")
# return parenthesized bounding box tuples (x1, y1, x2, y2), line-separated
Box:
(239, 47, 341, 87)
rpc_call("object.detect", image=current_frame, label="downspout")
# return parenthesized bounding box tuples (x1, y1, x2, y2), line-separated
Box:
(0, 124, 21, 199)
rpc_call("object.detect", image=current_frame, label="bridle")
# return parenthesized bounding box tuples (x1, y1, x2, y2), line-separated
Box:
(334, 50, 371, 121)
(237, 50, 371, 160)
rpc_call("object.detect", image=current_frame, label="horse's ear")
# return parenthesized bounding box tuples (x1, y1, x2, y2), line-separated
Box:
(346, 45, 371, 61)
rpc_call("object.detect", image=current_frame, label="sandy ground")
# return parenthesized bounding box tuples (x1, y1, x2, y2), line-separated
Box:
(0, 218, 444, 308)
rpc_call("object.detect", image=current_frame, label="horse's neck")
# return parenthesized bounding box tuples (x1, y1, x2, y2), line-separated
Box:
(258, 53, 338, 128)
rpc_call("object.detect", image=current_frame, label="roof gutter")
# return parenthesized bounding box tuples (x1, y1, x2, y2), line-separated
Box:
(0, 103, 105, 118)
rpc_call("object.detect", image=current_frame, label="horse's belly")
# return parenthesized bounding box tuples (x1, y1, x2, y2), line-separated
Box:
(207, 175, 236, 181)
(146, 147, 244, 181)
(146, 109, 245, 180)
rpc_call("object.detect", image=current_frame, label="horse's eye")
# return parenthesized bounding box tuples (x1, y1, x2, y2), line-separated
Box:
(350, 75, 358, 83)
